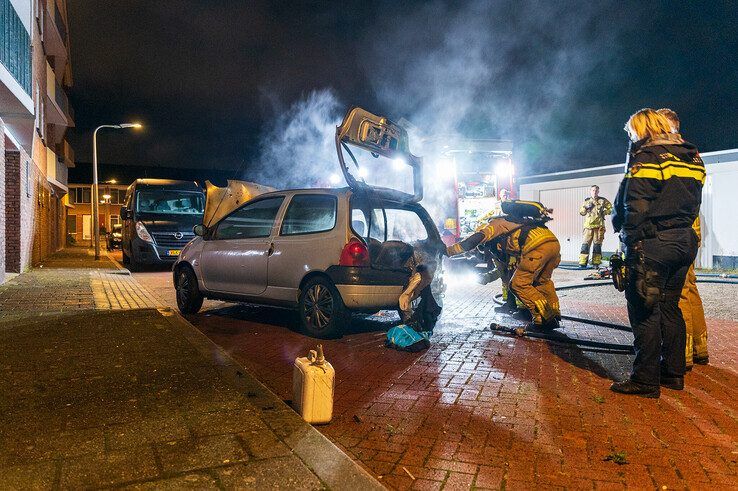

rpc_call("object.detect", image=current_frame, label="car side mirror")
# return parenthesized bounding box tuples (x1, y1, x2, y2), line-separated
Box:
(193, 224, 208, 237)
(121, 207, 132, 220)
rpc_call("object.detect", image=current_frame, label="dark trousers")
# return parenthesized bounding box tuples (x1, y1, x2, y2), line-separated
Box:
(625, 228, 698, 386)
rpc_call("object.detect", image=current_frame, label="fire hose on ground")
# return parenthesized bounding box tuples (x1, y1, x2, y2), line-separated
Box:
(488, 278, 738, 352)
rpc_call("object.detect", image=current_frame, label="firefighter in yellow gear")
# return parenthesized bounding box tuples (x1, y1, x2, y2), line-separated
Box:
(579, 185, 613, 267)
(679, 217, 708, 368)
(447, 213, 561, 327)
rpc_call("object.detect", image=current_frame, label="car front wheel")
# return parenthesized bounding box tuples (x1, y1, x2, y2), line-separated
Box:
(298, 277, 347, 338)
(175, 266, 203, 314)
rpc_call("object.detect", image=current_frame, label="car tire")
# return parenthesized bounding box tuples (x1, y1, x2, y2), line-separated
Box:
(128, 257, 141, 272)
(298, 277, 347, 338)
(175, 266, 203, 314)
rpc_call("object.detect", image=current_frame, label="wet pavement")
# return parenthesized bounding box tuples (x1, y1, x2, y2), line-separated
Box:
(125, 251, 738, 490)
(0, 248, 380, 490)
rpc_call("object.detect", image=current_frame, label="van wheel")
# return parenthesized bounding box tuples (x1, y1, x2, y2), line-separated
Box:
(175, 266, 203, 314)
(298, 277, 347, 338)
(128, 258, 141, 272)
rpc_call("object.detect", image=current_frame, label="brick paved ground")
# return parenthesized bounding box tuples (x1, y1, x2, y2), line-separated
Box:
(0, 248, 380, 490)
(160, 267, 738, 490)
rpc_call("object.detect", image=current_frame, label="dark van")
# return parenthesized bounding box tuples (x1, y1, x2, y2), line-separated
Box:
(120, 179, 204, 270)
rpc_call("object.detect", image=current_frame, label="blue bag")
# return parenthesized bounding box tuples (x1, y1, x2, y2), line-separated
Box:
(386, 325, 431, 352)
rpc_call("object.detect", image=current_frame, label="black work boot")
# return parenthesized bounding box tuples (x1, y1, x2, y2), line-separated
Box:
(694, 356, 709, 365)
(610, 380, 660, 398)
(660, 376, 684, 390)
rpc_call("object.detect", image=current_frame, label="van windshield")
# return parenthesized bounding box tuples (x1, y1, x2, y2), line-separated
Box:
(136, 190, 204, 215)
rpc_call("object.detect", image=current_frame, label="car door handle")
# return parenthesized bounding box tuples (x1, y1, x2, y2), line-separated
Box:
(267, 243, 275, 257)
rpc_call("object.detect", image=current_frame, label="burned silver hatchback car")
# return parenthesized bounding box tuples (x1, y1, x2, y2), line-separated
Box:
(173, 107, 444, 337)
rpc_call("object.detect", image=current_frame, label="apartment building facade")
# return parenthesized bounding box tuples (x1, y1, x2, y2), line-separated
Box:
(66, 183, 127, 247)
(1, 0, 74, 281)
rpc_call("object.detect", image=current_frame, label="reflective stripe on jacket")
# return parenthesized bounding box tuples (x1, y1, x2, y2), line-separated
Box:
(612, 133, 704, 246)
(446, 218, 557, 257)
(579, 197, 613, 229)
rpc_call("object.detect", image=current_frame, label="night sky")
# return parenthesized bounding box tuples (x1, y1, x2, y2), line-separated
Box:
(67, 1, 738, 177)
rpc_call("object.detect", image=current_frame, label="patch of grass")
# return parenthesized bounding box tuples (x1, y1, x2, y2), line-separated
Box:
(604, 451, 629, 465)
(593, 395, 605, 404)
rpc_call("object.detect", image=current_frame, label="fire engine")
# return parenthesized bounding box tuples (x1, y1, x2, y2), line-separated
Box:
(421, 138, 514, 246)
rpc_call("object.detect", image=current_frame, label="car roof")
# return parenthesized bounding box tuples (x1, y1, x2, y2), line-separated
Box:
(130, 179, 203, 191)
(255, 186, 422, 207)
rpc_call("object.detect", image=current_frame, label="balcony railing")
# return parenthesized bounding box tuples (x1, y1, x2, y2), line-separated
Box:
(56, 139, 75, 168)
(54, 77, 74, 122)
(52, 0, 67, 46)
(45, 60, 74, 126)
(46, 146, 68, 191)
(42, 0, 68, 69)
(0, 0, 32, 95)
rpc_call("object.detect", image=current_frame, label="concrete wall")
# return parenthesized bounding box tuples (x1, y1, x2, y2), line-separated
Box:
(520, 170, 623, 263)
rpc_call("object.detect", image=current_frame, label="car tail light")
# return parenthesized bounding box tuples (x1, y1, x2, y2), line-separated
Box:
(339, 238, 369, 267)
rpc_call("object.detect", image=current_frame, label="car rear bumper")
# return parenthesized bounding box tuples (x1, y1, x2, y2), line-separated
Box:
(326, 265, 408, 310)
(335, 284, 404, 310)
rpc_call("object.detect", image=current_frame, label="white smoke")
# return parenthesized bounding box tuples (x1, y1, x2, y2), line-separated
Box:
(250, 0, 625, 208)
(249, 89, 343, 189)
(365, 0, 624, 169)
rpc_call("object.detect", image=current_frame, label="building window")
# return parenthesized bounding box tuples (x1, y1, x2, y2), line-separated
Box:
(69, 187, 92, 204)
(110, 188, 126, 205)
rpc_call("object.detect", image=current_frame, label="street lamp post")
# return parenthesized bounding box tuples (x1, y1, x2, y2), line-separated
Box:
(92, 123, 141, 260)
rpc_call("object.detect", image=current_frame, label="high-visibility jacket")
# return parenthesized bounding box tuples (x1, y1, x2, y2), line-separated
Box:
(612, 133, 705, 246)
(579, 197, 613, 229)
(446, 218, 558, 257)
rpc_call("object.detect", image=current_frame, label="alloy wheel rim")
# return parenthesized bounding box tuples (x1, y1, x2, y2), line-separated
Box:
(304, 284, 333, 330)
(178, 272, 190, 305)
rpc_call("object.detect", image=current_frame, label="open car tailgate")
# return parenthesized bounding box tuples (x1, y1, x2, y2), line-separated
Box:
(336, 107, 423, 203)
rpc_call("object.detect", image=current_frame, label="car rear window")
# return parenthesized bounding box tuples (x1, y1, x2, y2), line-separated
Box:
(280, 195, 337, 236)
(350, 198, 428, 243)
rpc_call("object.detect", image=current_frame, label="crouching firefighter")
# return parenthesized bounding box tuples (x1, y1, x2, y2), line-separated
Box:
(446, 200, 561, 329)
(610, 108, 704, 398)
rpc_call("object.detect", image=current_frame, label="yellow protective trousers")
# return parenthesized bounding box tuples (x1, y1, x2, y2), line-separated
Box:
(510, 240, 561, 324)
(679, 264, 708, 365)
(579, 227, 605, 266)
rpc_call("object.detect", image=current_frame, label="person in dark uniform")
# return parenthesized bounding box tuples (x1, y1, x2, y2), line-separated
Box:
(610, 108, 705, 398)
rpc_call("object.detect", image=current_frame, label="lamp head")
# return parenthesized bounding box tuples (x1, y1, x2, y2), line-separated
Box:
(118, 123, 142, 129)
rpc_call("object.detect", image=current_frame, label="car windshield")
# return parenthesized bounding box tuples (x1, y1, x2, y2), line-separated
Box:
(136, 190, 204, 215)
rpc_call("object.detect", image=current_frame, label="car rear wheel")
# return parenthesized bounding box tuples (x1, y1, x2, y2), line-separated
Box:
(298, 277, 347, 338)
(175, 266, 203, 314)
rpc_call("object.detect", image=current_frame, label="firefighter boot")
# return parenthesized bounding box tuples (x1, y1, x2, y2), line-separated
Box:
(578, 253, 589, 268)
